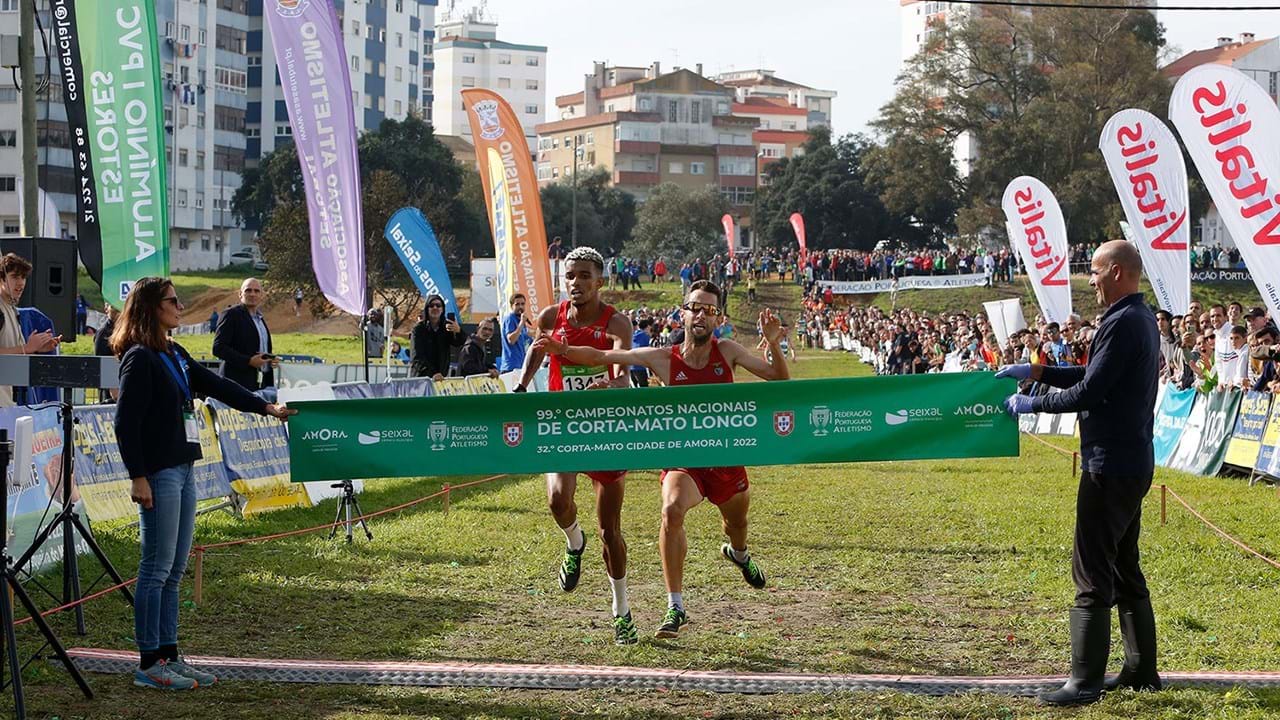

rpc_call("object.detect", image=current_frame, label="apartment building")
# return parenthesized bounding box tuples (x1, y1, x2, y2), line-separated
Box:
(432, 6, 546, 147)
(536, 62, 758, 216)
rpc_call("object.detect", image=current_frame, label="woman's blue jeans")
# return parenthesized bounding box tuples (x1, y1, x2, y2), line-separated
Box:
(134, 463, 196, 652)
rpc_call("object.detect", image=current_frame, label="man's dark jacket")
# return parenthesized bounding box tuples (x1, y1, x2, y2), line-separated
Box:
(1032, 293, 1158, 478)
(213, 304, 273, 390)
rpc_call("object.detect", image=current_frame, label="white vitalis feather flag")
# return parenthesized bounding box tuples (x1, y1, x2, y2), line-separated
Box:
(1169, 64, 1280, 319)
(1099, 109, 1191, 315)
(1001, 176, 1072, 325)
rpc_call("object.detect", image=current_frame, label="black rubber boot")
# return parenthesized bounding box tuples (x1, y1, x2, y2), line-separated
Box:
(1104, 598, 1162, 692)
(1039, 607, 1110, 706)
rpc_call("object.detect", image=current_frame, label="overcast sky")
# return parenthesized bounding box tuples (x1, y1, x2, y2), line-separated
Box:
(467, 0, 1279, 137)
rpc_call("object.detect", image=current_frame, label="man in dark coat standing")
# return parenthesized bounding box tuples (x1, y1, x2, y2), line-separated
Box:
(999, 240, 1161, 706)
(213, 277, 278, 391)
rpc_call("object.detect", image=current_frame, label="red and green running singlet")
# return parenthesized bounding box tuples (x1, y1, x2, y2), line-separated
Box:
(548, 300, 619, 391)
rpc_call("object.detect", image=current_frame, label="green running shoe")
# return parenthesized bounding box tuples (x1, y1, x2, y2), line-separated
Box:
(654, 606, 688, 639)
(559, 537, 586, 592)
(613, 611, 639, 645)
(721, 543, 766, 589)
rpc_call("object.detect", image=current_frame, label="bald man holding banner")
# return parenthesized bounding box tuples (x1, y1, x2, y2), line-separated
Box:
(999, 241, 1162, 706)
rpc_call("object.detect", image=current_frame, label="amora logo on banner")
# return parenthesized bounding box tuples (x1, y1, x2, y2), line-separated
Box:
(303, 428, 347, 441)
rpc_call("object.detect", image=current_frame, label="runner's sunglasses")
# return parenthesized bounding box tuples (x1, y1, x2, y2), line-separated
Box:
(682, 302, 722, 317)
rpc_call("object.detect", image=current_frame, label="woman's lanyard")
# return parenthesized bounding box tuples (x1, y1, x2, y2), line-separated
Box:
(160, 349, 201, 444)
(159, 350, 192, 407)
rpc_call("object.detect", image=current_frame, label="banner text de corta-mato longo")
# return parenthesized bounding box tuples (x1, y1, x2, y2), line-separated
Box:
(288, 374, 1019, 482)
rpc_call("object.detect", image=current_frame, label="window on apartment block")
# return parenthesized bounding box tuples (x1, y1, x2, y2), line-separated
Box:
(461, 76, 475, 87)
(463, 54, 476, 64)
(178, 233, 189, 250)
(526, 56, 539, 66)
(668, 162, 683, 175)
(498, 54, 511, 65)
(525, 104, 538, 114)
(177, 189, 188, 207)
(0, 130, 14, 147)
(526, 79, 538, 91)
(691, 101, 701, 124)
(690, 162, 705, 175)
(668, 101, 679, 123)
(0, 176, 15, 192)
(497, 77, 510, 88)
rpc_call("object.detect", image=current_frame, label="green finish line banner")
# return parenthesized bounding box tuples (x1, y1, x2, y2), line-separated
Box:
(288, 374, 1020, 483)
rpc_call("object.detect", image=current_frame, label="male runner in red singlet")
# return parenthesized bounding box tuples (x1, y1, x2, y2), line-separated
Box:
(514, 247, 639, 644)
(534, 280, 789, 639)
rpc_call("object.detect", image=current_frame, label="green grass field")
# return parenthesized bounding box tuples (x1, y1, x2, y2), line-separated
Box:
(7, 339, 1280, 718)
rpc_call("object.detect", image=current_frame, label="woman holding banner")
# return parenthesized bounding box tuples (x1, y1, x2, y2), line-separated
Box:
(113, 277, 295, 690)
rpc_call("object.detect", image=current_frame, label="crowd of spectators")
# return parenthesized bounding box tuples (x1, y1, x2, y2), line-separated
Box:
(802, 293, 1280, 396)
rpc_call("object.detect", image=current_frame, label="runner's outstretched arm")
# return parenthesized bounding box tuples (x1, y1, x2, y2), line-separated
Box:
(532, 337, 670, 383)
(516, 305, 558, 390)
(721, 309, 790, 381)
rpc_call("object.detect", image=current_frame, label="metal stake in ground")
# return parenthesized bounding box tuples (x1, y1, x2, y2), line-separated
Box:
(1, 429, 95, 719)
(328, 479, 373, 544)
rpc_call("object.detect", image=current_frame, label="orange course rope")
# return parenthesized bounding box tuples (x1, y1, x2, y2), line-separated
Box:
(9, 474, 508, 626)
(1163, 484, 1280, 572)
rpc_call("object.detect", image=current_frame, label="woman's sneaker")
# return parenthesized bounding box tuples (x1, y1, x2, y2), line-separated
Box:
(133, 659, 198, 690)
(169, 657, 218, 686)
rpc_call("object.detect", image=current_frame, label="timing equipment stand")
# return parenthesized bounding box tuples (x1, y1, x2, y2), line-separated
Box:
(2, 428, 95, 720)
(329, 479, 373, 544)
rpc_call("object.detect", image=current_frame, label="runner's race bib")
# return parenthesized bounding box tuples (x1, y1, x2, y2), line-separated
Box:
(561, 364, 609, 391)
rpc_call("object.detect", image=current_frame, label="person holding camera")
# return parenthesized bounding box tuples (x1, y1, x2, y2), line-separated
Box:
(114, 277, 294, 690)
(410, 294, 464, 380)
(213, 278, 277, 391)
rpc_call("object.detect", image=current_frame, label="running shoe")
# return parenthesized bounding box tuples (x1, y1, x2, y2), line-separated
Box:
(133, 660, 198, 690)
(168, 657, 218, 686)
(614, 611, 639, 645)
(559, 537, 586, 592)
(654, 606, 688, 638)
(721, 543, 766, 589)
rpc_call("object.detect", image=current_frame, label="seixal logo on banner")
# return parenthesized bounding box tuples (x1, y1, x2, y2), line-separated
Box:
(473, 100, 504, 140)
(275, 0, 309, 17)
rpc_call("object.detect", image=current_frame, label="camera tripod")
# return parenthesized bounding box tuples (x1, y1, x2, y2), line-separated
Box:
(2, 428, 94, 719)
(328, 479, 372, 544)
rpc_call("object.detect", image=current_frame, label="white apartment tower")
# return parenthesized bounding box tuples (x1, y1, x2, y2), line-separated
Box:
(899, 0, 978, 177)
(432, 5, 547, 147)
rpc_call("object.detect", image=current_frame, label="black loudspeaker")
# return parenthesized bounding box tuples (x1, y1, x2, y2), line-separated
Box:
(0, 237, 79, 343)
